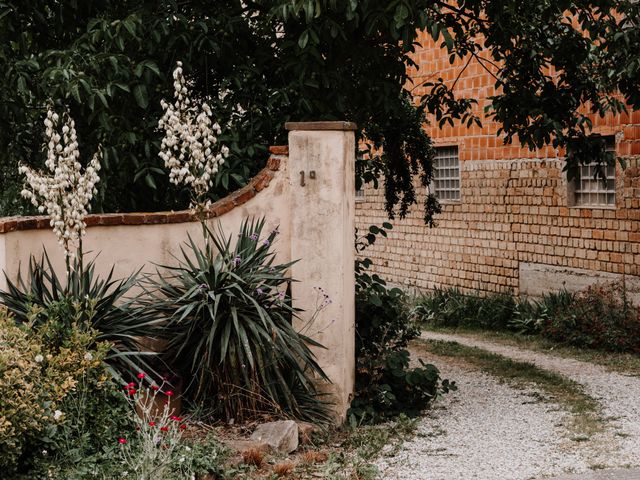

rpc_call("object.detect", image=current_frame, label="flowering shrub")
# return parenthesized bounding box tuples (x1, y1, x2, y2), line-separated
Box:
(2, 106, 155, 380)
(19, 108, 101, 260)
(114, 375, 229, 480)
(159, 62, 229, 213)
(138, 218, 330, 423)
(0, 309, 120, 476)
(116, 376, 185, 479)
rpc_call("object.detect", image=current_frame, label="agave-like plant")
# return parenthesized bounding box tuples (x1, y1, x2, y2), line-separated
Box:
(139, 217, 331, 423)
(0, 251, 161, 381)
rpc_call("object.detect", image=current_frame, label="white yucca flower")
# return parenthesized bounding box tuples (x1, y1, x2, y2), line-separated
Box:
(158, 61, 229, 210)
(19, 108, 101, 258)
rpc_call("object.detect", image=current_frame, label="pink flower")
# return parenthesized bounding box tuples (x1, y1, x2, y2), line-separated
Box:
(128, 388, 137, 396)
(118, 438, 127, 444)
(137, 372, 146, 379)
(165, 390, 174, 397)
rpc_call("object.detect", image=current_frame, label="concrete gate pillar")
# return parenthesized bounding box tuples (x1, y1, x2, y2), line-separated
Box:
(286, 121, 356, 423)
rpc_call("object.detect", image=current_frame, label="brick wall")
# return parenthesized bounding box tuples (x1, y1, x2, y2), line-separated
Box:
(356, 32, 640, 297)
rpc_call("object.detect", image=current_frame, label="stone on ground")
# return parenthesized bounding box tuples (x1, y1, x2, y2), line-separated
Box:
(250, 420, 299, 453)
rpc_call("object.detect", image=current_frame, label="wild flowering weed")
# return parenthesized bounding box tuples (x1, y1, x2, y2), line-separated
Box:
(116, 374, 187, 479)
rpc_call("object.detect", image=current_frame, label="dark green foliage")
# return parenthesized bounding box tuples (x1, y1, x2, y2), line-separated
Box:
(4, 1, 639, 221)
(0, 251, 157, 379)
(416, 283, 640, 353)
(350, 267, 454, 425)
(414, 287, 517, 331)
(539, 283, 640, 353)
(138, 218, 330, 423)
(509, 290, 577, 335)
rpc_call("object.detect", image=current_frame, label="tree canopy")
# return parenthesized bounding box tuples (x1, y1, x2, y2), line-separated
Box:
(1, 0, 639, 222)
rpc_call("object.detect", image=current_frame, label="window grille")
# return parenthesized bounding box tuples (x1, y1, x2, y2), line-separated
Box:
(573, 137, 616, 207)
(433, 146, 460, 201)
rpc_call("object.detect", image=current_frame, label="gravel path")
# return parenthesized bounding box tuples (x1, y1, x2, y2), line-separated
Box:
(375, 332, 640, 480)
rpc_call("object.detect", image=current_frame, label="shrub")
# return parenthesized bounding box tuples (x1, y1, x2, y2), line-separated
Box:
(0, 252, 158, 380)
(509, 290, 576, 335)
(349, 273, 454, 425)
(416, 283, 640, 354)
(540, 283, 640, 353)
(0, 309, 131, 478)
(414, 286, 517, 331)
(138, 218, 330, 423)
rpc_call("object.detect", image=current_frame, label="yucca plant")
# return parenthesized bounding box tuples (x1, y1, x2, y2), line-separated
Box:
(139, 218, 331, 423)
(0, 251, 161, 380)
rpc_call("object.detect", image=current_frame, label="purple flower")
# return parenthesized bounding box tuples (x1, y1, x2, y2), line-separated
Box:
(233, 256, 241, 266)
(277, 292, 285, 300)
(249, 233, 258, 241)
(271, 227, 280, 236)
(262, 239, 270, 247)
(256, 287, 264, 295)
(198, 283, 208, 290)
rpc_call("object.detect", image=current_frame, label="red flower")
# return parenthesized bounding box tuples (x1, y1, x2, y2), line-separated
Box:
(160, 426, 169, 432)
(137, 372, 146, 379)
(179, 424, 187, 430)
(165, 390, 174, 397)
(128, 389, 137, 396)
(125, 382, 135, 389)
(149, 421, 156, 427)
(170, 415, 182, 421)
(151, 385, 159, 391)
(118, 438, 127, 444)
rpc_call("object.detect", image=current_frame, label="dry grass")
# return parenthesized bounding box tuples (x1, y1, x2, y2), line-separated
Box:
(300, 450, 328, 464)
(241, 448, 265, 467)
(272, 461, 295, 477)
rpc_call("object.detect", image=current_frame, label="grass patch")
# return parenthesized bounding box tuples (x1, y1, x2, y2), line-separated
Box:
(415, 338, 606, 438)
(318, 414, 418, 480)
(423, 324, 640, 376)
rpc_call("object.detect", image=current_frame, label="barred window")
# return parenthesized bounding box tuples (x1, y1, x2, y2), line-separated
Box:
(572, 137, 616, 207)
(432, 146, 460, 201)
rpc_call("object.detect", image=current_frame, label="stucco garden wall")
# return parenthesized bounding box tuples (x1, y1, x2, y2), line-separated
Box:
(0, 122, 356, 422)
(0, 153, 290, 292)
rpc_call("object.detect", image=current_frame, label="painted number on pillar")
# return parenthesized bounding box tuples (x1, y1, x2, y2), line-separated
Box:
(299, 170, 316, 187)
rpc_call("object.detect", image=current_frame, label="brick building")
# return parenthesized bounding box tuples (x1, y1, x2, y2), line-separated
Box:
(355, 32, 640, 298)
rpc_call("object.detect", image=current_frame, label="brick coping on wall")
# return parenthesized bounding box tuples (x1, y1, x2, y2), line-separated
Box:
(0, 147, 288, 234)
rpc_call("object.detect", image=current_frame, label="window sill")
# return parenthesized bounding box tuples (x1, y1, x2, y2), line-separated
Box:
(569, 205, 616, 210)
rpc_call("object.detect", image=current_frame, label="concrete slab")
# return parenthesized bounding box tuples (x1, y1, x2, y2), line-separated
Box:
(546, 469, 640, 480)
